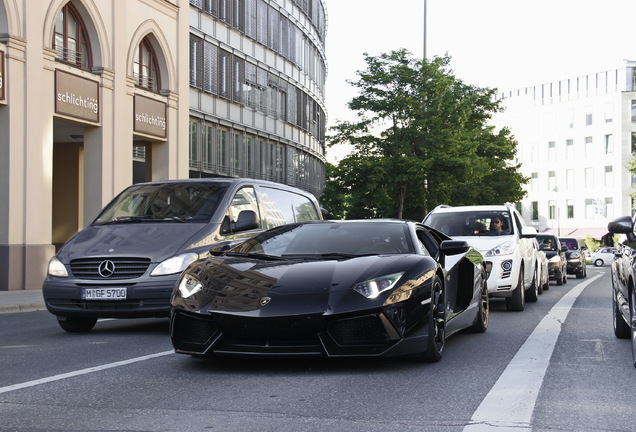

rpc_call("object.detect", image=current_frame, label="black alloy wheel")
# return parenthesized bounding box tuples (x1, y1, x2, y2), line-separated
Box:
(420, 276, 446, 362)
(468, 277, 489, 333)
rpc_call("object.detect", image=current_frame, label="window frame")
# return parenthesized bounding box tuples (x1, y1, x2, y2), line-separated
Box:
(134, 37, 161, 92)
(53, 3, 93, 70)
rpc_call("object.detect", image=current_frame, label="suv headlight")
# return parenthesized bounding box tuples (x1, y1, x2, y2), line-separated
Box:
(151, 253, 199, 276)
(569, 251, 581, 259)
(47, 257, 68, 277)
(549, 255, 562, 263)
(485, 240, 516, 257)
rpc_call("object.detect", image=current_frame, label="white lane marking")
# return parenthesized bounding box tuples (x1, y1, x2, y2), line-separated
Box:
(463, 274, 601, 432)
(0, 350, 173, 395)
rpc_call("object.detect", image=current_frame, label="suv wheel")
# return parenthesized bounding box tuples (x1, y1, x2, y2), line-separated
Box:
(576, 265, 587, 279)
(556, 270, 564, 286)
(506, 270, 525, 312)
(526, 268, 539, 302)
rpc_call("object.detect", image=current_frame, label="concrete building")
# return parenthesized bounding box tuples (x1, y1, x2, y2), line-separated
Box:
(492, 62, 636, 240)
(0, 0, 327, 291)
(187, 0, 327, 196)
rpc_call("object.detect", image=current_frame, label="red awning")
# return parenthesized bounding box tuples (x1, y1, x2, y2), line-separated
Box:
(539, 227, 609, 239)
(566, 227, 610, 240)
(540, 228, 577, 236)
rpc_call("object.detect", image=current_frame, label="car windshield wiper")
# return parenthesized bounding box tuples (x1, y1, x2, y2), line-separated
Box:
(223, 252, 287, 261)
(280, 252, 378, 261)
(99, 216, 186, 225)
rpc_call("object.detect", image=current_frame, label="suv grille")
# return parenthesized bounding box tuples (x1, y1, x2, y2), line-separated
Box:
(70, 257, 151, 280)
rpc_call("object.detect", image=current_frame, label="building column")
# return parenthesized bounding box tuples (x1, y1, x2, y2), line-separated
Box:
(0, 36, 56, 291)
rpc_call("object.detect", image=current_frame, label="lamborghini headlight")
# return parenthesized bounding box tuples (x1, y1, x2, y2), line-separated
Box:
(177, 273, 203, 298)
(151, 253, 199, 276)
(353, 272, 404, 299)
(484, 240, 516, 257)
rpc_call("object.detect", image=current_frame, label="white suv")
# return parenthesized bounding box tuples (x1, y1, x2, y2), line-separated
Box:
(423, 203, 539, 311)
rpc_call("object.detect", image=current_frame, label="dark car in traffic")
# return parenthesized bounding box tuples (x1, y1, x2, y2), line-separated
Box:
(43, 178, 322, 332)
(170, 220, 489, 362)
(607, 215, 636, 367)
(559, 237, 587, 279)
(536, 234, 567, 286)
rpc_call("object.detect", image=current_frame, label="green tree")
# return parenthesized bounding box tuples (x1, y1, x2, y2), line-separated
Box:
(628, 146, 636, 205)
(326, 49, 527, 220)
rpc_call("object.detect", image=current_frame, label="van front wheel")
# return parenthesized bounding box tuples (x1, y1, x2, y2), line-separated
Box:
(57, 316, 98, 332)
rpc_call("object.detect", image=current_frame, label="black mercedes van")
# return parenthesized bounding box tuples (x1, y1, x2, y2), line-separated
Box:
(42, 178, 322, 332)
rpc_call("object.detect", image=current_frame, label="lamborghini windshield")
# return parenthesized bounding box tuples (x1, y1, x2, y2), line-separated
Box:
(231, 221, 415, 257)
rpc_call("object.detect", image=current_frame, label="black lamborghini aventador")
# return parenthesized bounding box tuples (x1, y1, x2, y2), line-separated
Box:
(170, 219, 489, 362)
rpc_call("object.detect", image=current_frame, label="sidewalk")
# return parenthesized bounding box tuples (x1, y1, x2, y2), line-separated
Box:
(0, 289, 46, 314)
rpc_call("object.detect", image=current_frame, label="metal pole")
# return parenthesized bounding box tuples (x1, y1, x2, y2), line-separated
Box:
(423, 0, 427, 60)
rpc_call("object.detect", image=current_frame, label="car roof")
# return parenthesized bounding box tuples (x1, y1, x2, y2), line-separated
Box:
(429, 204, 509, 213)
(124, 177, 315, 195)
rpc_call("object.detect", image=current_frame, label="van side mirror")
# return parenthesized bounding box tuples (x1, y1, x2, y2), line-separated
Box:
(232, 210, 258, 232)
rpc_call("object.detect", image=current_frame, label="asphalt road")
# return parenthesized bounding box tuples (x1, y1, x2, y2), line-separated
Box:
(1, 266, 635, 432)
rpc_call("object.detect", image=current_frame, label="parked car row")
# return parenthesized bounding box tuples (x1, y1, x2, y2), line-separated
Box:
(423, 203, 589, 313)
(591, 246, 617, 267)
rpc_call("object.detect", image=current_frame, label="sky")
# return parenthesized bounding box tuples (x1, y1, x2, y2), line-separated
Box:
(323, 0, 636, 162)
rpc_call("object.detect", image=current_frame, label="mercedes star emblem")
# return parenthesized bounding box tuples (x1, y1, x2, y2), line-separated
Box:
(98, 260, 116, 278)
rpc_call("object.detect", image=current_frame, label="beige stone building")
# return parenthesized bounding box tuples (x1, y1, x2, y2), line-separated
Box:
(0, 0, 328, 292)
(0, 0, 190, 291)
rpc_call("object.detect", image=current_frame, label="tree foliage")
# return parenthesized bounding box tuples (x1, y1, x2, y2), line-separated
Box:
(323, 49, 528, 220)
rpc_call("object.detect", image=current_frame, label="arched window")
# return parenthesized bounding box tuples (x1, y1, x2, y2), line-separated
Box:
(134, 38, 160, 92)
(53, 3, 91, 69)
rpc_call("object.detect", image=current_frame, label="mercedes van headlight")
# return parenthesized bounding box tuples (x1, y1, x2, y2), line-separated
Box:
(151, 253, 199, 276)
(47, 257, 68, 277)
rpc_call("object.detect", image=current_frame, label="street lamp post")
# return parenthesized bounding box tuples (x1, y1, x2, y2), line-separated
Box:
(423, 0, 427, 60)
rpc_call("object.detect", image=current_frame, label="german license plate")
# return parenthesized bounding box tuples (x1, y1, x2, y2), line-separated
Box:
(83, 287, 127, 300)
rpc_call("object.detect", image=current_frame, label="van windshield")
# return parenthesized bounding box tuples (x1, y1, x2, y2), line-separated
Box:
(425, 211, 513, 237)
(93, 182, 228, 224)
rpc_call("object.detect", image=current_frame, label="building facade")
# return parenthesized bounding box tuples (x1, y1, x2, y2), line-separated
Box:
(187, 0, 327, 197)
(492, 62, 636, 240)
(0, 0, 327, 291)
